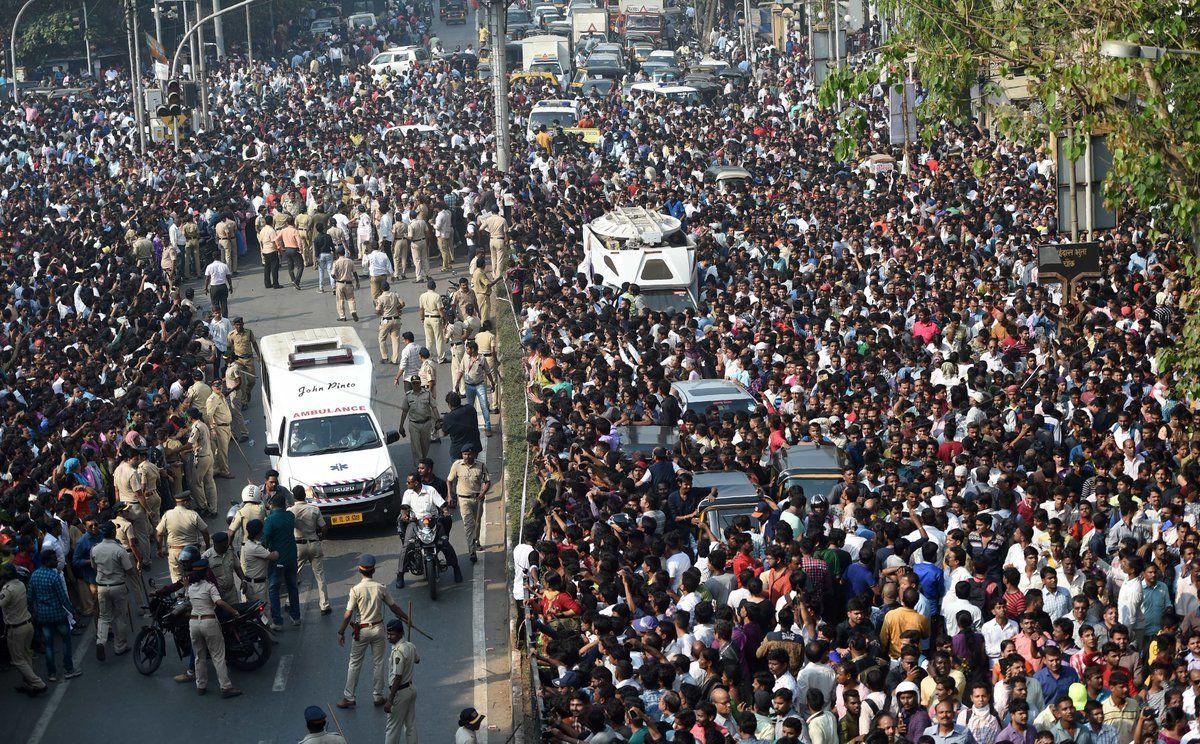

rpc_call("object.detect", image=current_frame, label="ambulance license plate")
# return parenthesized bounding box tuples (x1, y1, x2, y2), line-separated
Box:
(331, 513, 363, 525)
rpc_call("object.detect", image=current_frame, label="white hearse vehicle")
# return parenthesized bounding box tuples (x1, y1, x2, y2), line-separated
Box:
(260, 328, 400, 527)
(578, 206, 697, 311)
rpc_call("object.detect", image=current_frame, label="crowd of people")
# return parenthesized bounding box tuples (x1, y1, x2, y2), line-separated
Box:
(0, 0, 1193, 743)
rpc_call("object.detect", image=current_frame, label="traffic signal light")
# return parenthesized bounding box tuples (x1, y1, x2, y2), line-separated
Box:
(157, 80, 187, 123)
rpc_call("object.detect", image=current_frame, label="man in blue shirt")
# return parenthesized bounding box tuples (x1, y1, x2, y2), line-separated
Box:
(261, 490, 300, 629)
(1034, 645, 1080, 707)
(28, 550, 81, 681)
(71, 516, 103, 618)
(913, 542, 946, 607)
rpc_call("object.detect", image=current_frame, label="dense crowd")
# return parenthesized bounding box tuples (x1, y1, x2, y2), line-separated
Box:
(0, 1, 1193, 744)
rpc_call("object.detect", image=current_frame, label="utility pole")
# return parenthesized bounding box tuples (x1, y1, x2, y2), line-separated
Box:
(131, 0, 147, 153)
(82, 2, 94, 77)
(245, 4, 253, 64)
(10, 0, 38, 103)
(194, 0, 209, 127)
(211, 0, 225, 58)
(743, 0, 754, 66)
(152, 0, 163, 49)
(487, 0, 510, 172)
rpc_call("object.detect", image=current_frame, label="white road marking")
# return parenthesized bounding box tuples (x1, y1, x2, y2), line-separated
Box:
(473, 502, 490, 744)
(273, 653, 294, 692)
(27, 625, 93, 744)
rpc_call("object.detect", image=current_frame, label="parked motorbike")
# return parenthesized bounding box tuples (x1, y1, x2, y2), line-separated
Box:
(398, 514, 450, 600)
(132, 584, 275, 675)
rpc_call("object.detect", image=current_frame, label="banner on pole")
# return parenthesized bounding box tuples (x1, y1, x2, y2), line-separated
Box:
(145, 33, 168, 65)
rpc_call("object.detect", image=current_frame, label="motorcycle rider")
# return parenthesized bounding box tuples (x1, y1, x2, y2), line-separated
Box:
(229, 485, 268, 548)
(395, 472, 462, 588)
(183, 558, 243, 698)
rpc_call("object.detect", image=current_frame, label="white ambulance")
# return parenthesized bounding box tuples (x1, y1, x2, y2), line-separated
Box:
(260, 328, 400, 527)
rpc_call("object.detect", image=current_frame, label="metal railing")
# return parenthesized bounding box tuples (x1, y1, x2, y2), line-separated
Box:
(497, 273, 542, 742)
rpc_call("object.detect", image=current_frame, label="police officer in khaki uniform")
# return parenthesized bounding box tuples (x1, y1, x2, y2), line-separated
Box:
(183, 558, 243, 698)
(474, 321, 497, 402)
(183, 408, 218, 516)
(383, 619, 420, 744)
(216, 215, 238, 274)
(480, 208, 509, 277)
(1, 564, 47, 694)
(183, 215, 202, 279)
(407, 208, 432, 282)
(112, 501, 147, 570)
(113, 445, 153, 568)
(136, 454, 164, 525)
(301, 706, 347, 743)
(222, 365, 249, 443)
(375, 281, 405, 364)
(331, 247, 361, 322)
(133, 232, 155, 266)
(451, 277, 474, 321)
(471, 256, 498, 322)
(229, 485, 267, 549)
(295, 211, 315, 267)
(228, 317, 259, 410)
(399, 376, 436, 465)
(201, 532, 245, 604)
(446, 445, 491, 562)
(204, 379, 235, 478)
(157, 492, 211, 582)
(418, 280, 446, 363)
(446, 317, 470, 394)
(239, 518, 275, 604)
(183, 372, 214, 411)
(291, 487, 331, 614)
(90, 521, 135, 660)
(392, 213, 411, 279)
(337, 554, 411, 709)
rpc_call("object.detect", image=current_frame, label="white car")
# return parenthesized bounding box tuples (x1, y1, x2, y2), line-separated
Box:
(346, 12, 377, 28)
(368, 46, 431, 74)
(526, 98, 579, 141)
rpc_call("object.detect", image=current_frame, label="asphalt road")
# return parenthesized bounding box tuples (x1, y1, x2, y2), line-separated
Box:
(6, 12, 513, 742)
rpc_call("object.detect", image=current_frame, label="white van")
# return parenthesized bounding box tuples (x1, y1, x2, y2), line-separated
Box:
(368, 45, 430, 75)
(526, 98, 579, 141)
(260, 328, 400, 527)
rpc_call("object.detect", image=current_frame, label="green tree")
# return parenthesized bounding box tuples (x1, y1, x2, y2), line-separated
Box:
(819, 0, 1200, 393)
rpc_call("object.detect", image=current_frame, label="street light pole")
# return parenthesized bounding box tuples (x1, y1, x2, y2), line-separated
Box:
(211, 0, 225, 58)
(1100, 40, 1200, 60)
(245, 4, 252, 64)
(9, 0, 38, 103)
(486, 0, 510, 172)
(169, 0, 258, 79)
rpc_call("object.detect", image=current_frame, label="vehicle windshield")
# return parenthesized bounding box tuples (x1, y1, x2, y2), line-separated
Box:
(288, 413, 381, 456)
(628, 15, 660, 30)
(784, 476, 840, 502)
(508, 10, 532, 22)
(707, 505, 756, 534)
(530, 110, 578, 128)
(685, 396, 755, 415)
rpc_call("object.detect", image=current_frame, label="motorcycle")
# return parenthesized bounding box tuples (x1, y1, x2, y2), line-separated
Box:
(398, 514, 450, 600)
(132, 584, 275, 676)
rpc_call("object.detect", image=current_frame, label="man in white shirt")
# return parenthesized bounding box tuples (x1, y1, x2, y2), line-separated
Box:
(397, 473, 462, 586)
(203, 258, 233, 317)
(982, 602, 1019, 662)
(361, 245, 394, 300)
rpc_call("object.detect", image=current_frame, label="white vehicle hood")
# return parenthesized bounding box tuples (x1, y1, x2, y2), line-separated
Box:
(282, 447, 393, 505)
